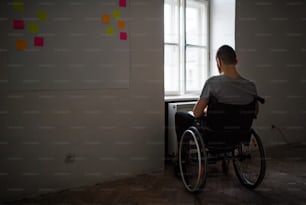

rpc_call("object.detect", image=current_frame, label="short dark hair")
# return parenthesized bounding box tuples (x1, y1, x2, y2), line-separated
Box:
(216, 45, 237, 65)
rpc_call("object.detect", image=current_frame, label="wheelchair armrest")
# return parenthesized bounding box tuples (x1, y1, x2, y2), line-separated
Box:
(256, 96, 265, 104)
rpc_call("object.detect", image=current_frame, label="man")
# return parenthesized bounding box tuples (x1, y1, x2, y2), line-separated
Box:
(175, 45, 258, 143)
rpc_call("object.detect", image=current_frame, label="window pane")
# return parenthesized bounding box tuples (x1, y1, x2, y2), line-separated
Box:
(185, 47, 208, 92)
(164, 0, 179, 43)
(186, 0, 207, 46)
(164, 44, 180, 93)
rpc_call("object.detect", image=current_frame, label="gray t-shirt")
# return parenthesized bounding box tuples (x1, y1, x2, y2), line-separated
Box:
(200, 75, 257, 105)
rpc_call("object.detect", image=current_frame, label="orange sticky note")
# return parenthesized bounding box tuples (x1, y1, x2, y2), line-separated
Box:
(118, 20, 125, 29)
(16, 39, 26, 51)
(102, 14, 110, 24)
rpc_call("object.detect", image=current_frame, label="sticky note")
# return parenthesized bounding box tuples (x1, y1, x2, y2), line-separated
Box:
(13, 0, 24, 11)
(28, 23, 39, 33)
(13, 19, 24, 30)
(34, 37, 44, 47)
(16, 39, 26, 51)
(119, 0, 126, 7)
(37, 11, 48, 21)
(106, 26, 114, 36)
(113, 10, 121, 19)
(120, 32, 127, 40)
(118, 20, 125, 29)
(102, 14, 110, 24)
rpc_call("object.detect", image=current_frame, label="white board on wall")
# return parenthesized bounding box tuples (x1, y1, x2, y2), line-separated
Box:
(5, 0, 130, 90)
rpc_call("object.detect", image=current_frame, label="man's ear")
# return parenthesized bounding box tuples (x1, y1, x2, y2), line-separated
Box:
(216, 57, 221, 67)
(235, 58, 238, 65)
(216, 57, 222, 73)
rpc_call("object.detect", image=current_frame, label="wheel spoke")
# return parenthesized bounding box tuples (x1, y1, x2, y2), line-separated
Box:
(179, 127, 207, 192)
(233, 131, 266, 189)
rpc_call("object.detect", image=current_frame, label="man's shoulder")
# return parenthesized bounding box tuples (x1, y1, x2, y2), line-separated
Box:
(206, 75, 257, 87)
(205, 75, 230, 86)
(206, 75, 222, 83)
(239, 77, 257, 86)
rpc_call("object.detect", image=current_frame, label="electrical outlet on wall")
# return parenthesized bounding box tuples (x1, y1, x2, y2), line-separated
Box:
(65, 153, 75, 164)
(269, 123, 289, 144)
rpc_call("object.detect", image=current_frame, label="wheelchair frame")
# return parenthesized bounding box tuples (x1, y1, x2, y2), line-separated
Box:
(178, 97, 266, 192)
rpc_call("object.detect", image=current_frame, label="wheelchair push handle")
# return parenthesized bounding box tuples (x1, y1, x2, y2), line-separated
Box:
(255, 96, 265, 104)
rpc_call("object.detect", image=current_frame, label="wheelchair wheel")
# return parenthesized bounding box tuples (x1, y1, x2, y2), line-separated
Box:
(178, 126, 207, 192)
(222, 159, 230, 176)
(233, 129, 266, 189)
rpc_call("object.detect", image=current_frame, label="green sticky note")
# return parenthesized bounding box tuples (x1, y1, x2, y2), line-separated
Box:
(13, 0, 24, 11)
(37, 11, 48, 21)
(113, 10, 121, 19)
(106, 26, 114, 36)
(28, 23, 39, 33)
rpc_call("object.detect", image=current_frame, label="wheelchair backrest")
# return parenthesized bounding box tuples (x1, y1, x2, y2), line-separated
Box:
(206, 96, 257, 132)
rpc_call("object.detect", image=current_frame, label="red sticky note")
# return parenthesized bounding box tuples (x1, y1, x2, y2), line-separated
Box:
(119, 0, 126, 7)
(13, 19, 24, 30)
(34, 37, 44, 47)
(120, 32, 127, 40)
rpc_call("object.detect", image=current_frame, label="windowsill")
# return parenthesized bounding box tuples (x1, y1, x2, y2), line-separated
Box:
(164, 95, 198, 102)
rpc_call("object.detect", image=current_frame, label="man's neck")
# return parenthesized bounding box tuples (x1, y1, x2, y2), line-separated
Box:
(221, 65, 241, 78)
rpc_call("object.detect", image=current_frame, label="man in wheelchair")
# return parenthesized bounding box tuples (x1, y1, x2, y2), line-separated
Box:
(175, 45, 266, 192)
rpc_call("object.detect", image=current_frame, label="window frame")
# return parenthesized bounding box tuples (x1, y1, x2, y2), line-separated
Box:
(164, 0, 210, 97)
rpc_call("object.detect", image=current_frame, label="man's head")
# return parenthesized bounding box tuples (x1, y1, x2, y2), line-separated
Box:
(216, 45, 237, 72)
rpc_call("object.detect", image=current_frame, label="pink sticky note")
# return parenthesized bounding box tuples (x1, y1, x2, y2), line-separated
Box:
(120, 32, 127, 40)
(119, 0, 126, 7)
(34, 37, 44, 47)
(13, 19, 24, 30)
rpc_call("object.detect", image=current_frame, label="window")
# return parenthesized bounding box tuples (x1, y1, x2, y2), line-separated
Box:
(164, 0, 209, 96)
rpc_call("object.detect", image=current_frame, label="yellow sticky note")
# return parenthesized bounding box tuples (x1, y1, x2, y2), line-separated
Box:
(113, 10, 121, 19)
(106, 26, 114, 36)
(102, 14, 110, 24)
(28, 23, 39, 33)
(13, 0, 24, 11)
(16, 39, 26, 51)
(118, 20, 125, 29)
(37, 11, 48, 21)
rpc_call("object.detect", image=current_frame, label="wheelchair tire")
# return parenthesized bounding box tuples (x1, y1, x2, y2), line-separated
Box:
(222, 159, 230, 176)
(233, 129, 266, 189)
(178, 126, 207, 192)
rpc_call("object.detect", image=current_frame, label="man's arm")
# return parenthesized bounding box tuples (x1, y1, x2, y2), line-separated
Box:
(192, 99, 208, 118)
(255, 101, 259, 116)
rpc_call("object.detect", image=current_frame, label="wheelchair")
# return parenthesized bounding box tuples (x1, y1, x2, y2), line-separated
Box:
(178, 96, 266, 192)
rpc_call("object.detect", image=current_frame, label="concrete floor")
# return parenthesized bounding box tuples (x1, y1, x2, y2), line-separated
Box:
(5, 144, 306, 205)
